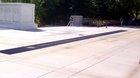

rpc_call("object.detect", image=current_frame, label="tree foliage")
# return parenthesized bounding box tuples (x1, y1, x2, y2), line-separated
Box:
(1, 0, 140, 26)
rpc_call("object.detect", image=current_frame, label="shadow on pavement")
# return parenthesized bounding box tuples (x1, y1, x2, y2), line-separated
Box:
(0, 27, 45, 32)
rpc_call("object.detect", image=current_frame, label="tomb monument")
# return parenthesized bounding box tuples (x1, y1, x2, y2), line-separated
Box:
(0, 3, 37, 30)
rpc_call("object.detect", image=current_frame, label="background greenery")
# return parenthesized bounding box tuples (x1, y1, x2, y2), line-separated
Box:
(1, 0, 140, 26)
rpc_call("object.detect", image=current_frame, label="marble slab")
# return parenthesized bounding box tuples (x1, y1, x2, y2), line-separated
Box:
(0, 3, 37, 30)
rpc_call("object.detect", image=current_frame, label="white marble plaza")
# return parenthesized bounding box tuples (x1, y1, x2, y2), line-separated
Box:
(0, 26, 131, 50)
(0, 27, 139, 78)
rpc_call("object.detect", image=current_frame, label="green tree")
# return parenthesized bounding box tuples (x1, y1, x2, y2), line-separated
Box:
(133, 0, 140, 19)
(32, 0, 46, 26)
(1, 0, 140, 25)
(94, 0, 108, 18)
(107, 0, 140, 20)
(107, 0, 121, 19)
(70, 0, 93, 17)
(43, 0, 70, 25)
(119, 0, 135, 18)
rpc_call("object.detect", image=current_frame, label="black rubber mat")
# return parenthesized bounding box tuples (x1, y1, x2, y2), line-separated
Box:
(0, 30, 126, 54)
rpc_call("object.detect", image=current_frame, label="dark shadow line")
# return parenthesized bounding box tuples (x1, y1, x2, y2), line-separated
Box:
(0, 30, 126, 54)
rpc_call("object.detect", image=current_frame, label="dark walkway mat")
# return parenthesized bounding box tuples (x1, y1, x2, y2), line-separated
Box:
(0, 30, 126, 54)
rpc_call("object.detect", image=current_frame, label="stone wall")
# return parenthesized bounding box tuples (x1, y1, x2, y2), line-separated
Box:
(0, 3, 37, 30)
(70, 15, 83, 26)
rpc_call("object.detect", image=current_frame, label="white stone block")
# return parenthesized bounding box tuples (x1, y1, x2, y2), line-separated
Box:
(0, 3, 37, 31)
(70, 15, 83, 26)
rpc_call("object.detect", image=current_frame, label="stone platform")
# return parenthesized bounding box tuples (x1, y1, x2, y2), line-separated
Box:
(0, 27, 139, 78)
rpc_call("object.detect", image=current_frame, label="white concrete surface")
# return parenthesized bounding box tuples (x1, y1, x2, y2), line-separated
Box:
(0, 26, 131, 50)
(0, 3, 37, 30)
(0, 26, 139, 78)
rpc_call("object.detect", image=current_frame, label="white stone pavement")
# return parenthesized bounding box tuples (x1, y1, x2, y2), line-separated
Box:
(0, 26, 131, 50)
(0, 26, 139, 78)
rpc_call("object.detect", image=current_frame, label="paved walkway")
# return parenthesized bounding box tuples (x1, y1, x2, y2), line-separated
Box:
(0, 26, 129, 51)
(0, 27, 139, 78)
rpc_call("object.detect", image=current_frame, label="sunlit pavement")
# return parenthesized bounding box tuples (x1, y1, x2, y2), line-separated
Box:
(0, 26, 139, 78)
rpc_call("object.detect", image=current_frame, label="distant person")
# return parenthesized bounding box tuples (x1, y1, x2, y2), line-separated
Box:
(67, 17, 74, 26)
(120, 18, 124, 26)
